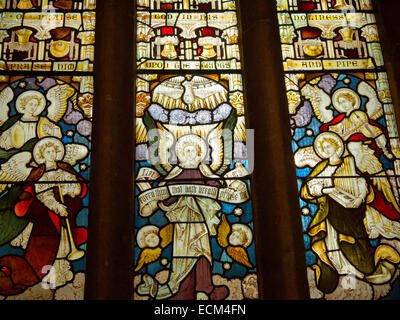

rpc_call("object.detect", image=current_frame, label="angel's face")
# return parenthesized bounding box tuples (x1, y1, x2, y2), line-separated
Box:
(322, 141, 336, 158)
(42, 146, 57, 162)
(25, 98, 39, 115)
(144, 232, 160, 248)
(229, 230, 244, 247)
(338, 96, 355, 113)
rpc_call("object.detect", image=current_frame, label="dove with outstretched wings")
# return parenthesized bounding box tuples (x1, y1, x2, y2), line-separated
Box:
(216, 214, 254, 269)
(135, 224, 173, 272)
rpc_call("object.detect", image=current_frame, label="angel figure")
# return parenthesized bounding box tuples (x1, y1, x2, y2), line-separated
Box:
(320, 88, 392, 159)
(313, 85, 400, 218)
(0, 84, 75, 161)
(217, 214, 253, 269)
(137, 134, 229, 300)
(0, 137, 88, 296)
(134, 224, 173, 272)
(301, 132, 400, 295)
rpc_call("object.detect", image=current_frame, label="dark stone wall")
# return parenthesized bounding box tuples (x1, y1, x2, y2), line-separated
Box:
(375, 0, 400, 132)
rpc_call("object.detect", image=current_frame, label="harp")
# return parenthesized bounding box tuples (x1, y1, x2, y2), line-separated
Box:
(327, 157, 362, 208)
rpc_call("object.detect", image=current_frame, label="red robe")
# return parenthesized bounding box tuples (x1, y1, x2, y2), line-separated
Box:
(0, 162, 87, 296)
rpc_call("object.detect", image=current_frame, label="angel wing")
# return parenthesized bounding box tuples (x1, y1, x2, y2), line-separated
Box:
(357, 81, 383, 120)
(207, 123, 224, 172)
(152, 76, 185, 110)
(157, 123, 175, 172)
(348, 141, 400, 213)
(301, 84, 333, 123)
(0, 151, 33, 193)
(0, 86, 13, 126)
(159, 224, 173, 248)
(217, 214, 231, 248)
(46, 84, 77, 123)
(226, 246, 253, 269)
(294, 146, 322, 168)
(63, 144, 89, 166)
(136, 117, 148, 144)
(134, 247, 162, 272)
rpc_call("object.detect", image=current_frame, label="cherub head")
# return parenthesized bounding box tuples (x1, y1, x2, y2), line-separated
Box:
(137, 225, 160, 249)
(16, 90, 46, 117)
(175, 134, 207, 168)
(332, 88, 361, 115)
(228, 224, 253, 248)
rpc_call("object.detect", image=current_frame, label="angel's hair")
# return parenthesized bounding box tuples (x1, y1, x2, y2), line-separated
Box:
(37, 142, 61, 160)
(18, 94, 41, 111)
(337, 92, 357, 107)
(318, 137, 341, 153)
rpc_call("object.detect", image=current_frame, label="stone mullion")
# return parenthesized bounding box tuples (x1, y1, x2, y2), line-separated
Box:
(85, 0, 135, 300)
(238, 0, 309, 300)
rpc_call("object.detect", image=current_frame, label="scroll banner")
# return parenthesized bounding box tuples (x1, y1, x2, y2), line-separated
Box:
(137, 167, 249, 217)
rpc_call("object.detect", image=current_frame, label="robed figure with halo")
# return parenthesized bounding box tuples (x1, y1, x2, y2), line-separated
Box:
(138, 134, 231, 300)
(0, 137, 88, 296)
(301, 131, 400, 294)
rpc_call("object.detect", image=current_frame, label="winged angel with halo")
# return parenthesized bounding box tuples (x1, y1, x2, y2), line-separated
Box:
(135, 75, 252, 300)
(301, 81, 400, 229)
(0, 82, 76, 160)
(298, 79, 400, 293)
(0, 83, 88, 296)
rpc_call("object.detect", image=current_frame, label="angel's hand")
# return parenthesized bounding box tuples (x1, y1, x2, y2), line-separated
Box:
(322, 187, 335, 195)
(351, 197, 363, 208)
(55, 203, 68, 217)
(384, 150, 394, 160)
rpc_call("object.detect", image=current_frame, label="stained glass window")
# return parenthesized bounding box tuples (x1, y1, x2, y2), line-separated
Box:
(277, 0, 400, 299)
(134, 0, 258, 300)
(0, 0, 95, 300)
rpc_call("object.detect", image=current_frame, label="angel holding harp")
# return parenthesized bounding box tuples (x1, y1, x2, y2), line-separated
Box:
(301, 132, 400, 294)
(0, 137, 88, 296)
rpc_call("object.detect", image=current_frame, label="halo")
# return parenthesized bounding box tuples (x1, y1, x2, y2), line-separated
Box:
(332, 88, 361, 113)
(33, 137, 65, 164)
(16, 90, 46, 115)
(314, 132, 344, 160)
(175, 134, 208, 164)
(137, 225, 160, 249)
(231, 224, 253, 248)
